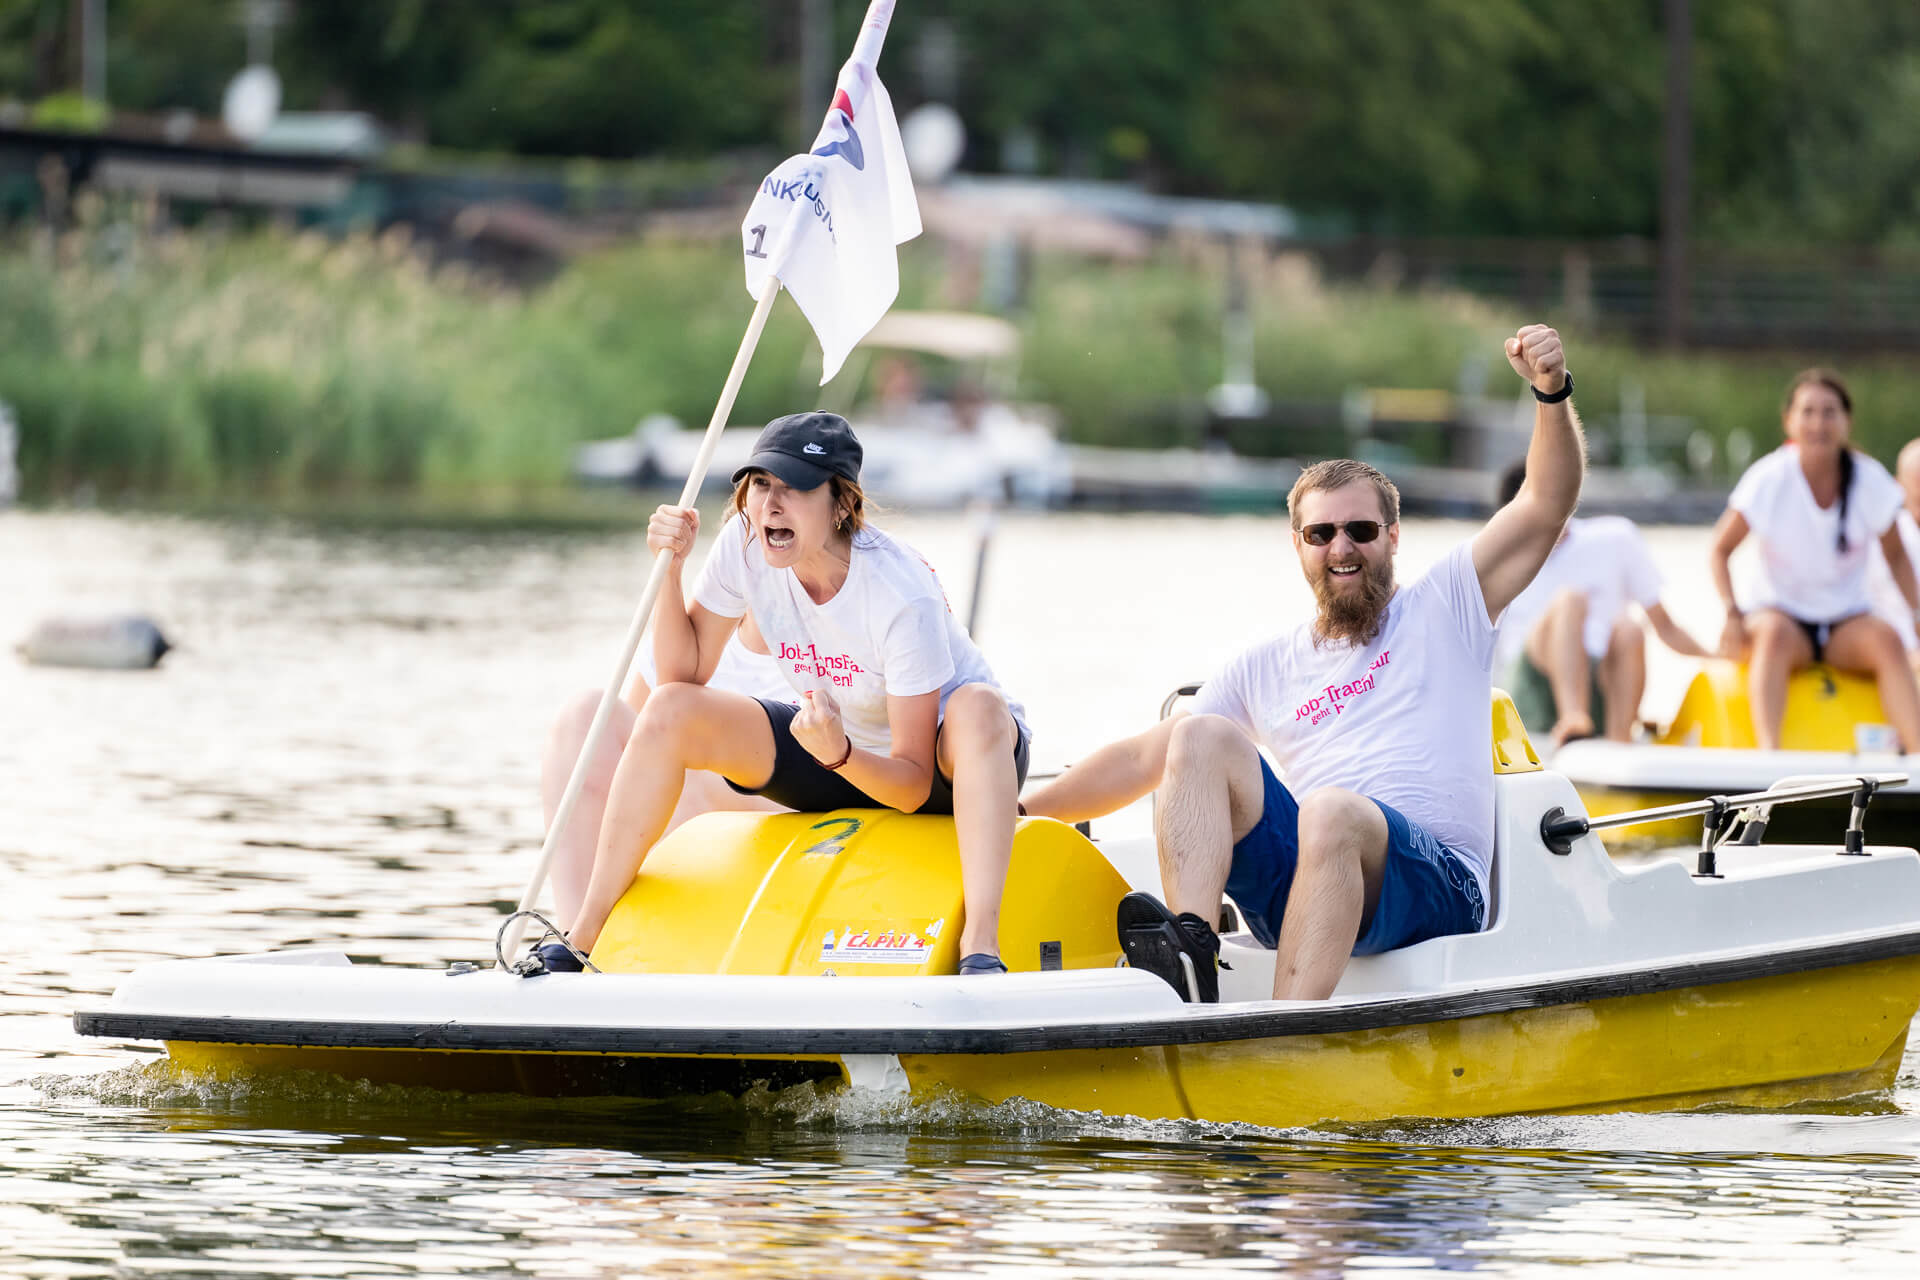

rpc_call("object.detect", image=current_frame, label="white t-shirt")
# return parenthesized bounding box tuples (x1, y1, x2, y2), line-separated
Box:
(693, 516, 1027, 752)
(1729, 445, 1902, 622)
(637, 630, 795, 705)
(1868, 507, 1920, 649)
(1191, 542, 1498, 900)
(1492, 516, 1663, 671)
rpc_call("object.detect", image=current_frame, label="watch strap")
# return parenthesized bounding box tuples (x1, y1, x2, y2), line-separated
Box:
(1533, 371, 1574, 404)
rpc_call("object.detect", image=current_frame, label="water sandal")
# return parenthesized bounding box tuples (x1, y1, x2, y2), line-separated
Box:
(957, 952, 1008, 975)
(1116, 891, 1222, 1003)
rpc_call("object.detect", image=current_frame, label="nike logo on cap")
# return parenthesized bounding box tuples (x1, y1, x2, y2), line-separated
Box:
(803, 442, 826, 455)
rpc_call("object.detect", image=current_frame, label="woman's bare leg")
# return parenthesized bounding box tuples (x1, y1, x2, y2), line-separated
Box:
(1745, 609, 1813, 750)
(543, 684, 784, 924)
(935, 684, 1019, 962)
(1825, 615, 1920, 751)
(541, 689, 639, 925)
(570, 684, 779, 953)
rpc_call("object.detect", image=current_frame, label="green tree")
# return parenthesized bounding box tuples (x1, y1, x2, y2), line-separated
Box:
(284, 0, 779, 155)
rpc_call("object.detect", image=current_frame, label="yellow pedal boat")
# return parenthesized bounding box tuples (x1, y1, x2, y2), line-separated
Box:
(1555, 661, 1920, 846)
(75, 696, 1920, 1128)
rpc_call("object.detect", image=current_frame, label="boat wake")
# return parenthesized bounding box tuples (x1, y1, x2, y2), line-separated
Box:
(1342, 1108, 1920, 1160)
(31, 1059, 1297, 1149)
(36, 1055, 1920, 1159)
(32, 1059, 487, 1116)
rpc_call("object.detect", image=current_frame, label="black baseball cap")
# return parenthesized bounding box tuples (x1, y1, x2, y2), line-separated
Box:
(731, 411, 864, 490)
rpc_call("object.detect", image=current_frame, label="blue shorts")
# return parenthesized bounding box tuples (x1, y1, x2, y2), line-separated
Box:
(1225, 757, 1486, 954)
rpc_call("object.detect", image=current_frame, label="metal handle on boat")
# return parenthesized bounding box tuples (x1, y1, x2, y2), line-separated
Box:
(1160, 682, 1204, 721)
(1151, 683, 1206, 834)
(1538, 772, 1908, 872)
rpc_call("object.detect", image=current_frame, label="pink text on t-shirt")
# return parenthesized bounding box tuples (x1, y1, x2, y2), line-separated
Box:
(779, 640, 867, 687)
(1293, 649, 1392, 727)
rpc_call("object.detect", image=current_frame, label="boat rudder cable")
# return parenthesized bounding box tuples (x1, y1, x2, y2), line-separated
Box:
(496, 910, 601, 976)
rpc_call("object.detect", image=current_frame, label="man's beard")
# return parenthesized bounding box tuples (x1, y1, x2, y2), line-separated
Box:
(1311, 556, 1395, 647)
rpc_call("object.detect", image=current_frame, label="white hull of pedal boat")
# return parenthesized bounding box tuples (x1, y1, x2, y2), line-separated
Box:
(77, 762, 1920, 1128)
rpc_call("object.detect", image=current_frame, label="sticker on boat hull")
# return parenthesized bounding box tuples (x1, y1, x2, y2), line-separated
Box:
(819, 919, 945, 965)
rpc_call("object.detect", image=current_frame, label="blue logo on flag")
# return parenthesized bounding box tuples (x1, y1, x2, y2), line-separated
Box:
(811, 90, 866, 171)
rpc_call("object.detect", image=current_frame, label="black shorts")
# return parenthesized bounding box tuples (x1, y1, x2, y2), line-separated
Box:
(729, 696, 1031, 814)
(1790, 611, 1866, 663)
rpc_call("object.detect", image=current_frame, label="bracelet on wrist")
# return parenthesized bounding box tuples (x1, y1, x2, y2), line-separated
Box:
(822, 734, 854, 771)
(1532, 371, 1574, 404)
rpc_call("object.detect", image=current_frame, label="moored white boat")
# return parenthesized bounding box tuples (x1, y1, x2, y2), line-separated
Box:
(573, 310, 1072, 509)
(75, 698, 1920, 1126)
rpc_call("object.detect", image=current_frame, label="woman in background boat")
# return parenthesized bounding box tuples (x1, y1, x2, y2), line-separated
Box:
(1867, 437, 1920, 669)
(550, 411, 1031, 974)
(1708, 368, 1920, 750)
(537, 609, 790, 945)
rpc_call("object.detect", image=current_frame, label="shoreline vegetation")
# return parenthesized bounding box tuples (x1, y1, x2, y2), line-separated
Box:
(9, 218, 1920, 514)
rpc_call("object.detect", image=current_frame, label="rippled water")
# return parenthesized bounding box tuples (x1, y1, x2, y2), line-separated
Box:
(7, 507, 1920, 1277)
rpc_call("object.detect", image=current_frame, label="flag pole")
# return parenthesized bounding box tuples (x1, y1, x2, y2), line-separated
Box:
(497, 279, 783, 966)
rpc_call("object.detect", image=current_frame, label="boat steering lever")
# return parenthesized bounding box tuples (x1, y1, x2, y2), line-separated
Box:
(1537, 772, 1908, 863)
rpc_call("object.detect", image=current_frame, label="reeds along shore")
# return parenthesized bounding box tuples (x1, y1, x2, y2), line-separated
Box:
(5, 215, 1917, 507)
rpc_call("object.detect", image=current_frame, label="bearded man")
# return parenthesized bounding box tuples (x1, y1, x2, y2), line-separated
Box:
(1022, 325, 1584, 1002)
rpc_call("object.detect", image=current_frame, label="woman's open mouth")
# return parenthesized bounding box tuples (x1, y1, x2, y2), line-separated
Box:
(764, 525, 796, 551)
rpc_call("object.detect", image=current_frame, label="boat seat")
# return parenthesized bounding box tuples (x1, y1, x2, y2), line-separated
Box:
(1659, 660, 1888, 751)
(1484, 687, 1542, 929)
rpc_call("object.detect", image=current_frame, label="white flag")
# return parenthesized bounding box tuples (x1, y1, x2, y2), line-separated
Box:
(742, 0, 921, 384)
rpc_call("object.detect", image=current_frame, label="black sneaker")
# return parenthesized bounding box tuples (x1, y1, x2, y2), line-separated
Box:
(1117, 891, 1223, 1003)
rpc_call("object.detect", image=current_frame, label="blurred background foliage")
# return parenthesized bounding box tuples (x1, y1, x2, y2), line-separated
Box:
(4, 0, 1920, 244)
(9, 0, 1920, 506)
(11, 215, 1920, 506)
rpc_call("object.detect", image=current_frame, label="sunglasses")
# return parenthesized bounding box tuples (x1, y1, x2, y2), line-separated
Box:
(1296, 520, 1390, 546)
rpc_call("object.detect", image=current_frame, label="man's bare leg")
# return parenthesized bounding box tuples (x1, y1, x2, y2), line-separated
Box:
(1524, 590, 1596, 746)
(1596, 616, 1647, 742)
(1271, 788, 1390, 999)
(1153, 714, 1268, 922)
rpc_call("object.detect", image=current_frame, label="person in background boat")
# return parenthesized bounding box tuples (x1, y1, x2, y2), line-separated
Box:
(1867, 437, 1920, 663)
(869, 354, 926, 429)
(538, 610, 790, 936)
(1491, 461, 1712, 748)
(1708, 370, 1920, 751)
(545, 411, 1031, 975)
(1024, 326, 1584, 1003)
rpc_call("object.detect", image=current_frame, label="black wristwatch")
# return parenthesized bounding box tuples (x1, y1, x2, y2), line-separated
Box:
(1533, 371, 1574, 404)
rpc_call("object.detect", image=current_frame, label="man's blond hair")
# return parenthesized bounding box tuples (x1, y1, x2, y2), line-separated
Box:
(1287, 458, 1401, 528)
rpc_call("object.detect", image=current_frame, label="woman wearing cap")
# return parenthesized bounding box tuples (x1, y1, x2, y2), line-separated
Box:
(1709, 368, 1920, 750)
(553, 411, 1032, 975)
